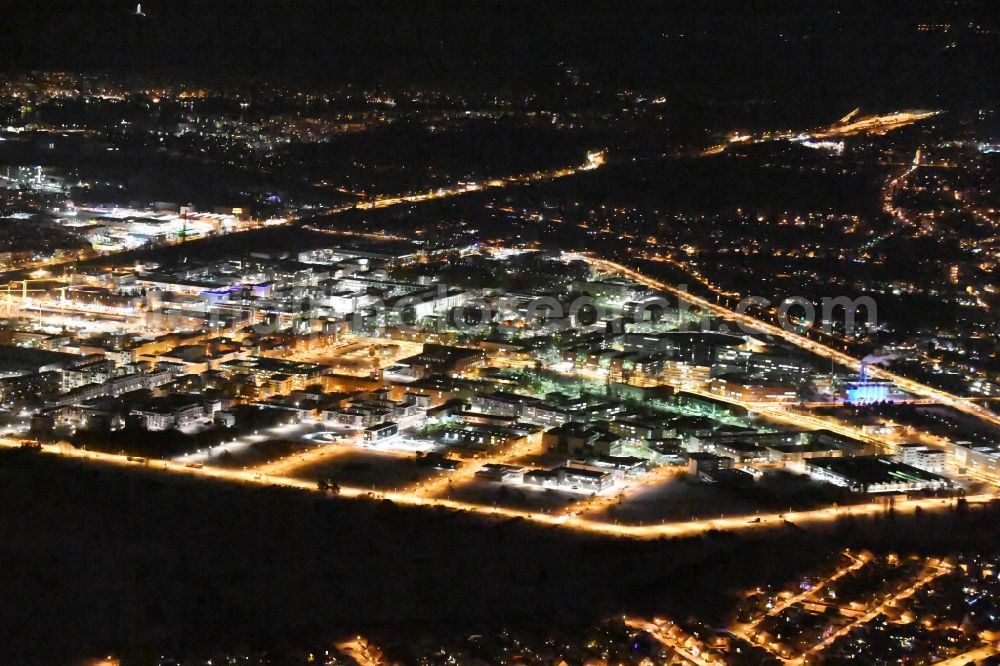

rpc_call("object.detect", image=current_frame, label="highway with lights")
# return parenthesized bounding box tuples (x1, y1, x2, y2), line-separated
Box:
(576, 254, 1000, 432)
(3, 438, 992, 541)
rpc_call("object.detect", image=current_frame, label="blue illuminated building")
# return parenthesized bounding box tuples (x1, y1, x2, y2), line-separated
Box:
(846, 382, 890, 404)
(845, 363, 893, 404)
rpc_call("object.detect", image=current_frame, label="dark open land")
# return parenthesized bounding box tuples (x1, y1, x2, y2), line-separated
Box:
(2, 449, 1000, 664)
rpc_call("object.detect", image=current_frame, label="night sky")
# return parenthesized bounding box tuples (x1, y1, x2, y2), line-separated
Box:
(3, 0, 997, 107)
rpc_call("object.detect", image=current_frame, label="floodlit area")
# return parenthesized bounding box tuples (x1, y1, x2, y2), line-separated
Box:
(6, 246, 995, 538)
(282, 338, 424, 376)
(7, 7, 1000, 663)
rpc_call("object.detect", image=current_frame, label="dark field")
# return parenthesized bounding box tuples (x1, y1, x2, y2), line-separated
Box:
(2, 449, 1000, 664)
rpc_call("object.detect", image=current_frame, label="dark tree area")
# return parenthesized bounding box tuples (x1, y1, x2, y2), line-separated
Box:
(1, 449, 999, 664)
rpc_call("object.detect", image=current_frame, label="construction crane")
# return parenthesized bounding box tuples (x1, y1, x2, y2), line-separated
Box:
(2, 277, 71, 318)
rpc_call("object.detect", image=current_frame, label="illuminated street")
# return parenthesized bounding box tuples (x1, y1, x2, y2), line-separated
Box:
(4, 5, 1000, 661)
(3, 438, 993, 541)
(579, 255, 1000, 434)
(798, 560, 952, 661)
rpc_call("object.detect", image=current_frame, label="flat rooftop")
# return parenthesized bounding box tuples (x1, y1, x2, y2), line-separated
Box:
(807, 455, 947, 485)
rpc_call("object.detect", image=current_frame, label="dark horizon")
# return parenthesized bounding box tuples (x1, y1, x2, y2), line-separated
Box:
(3, 2, 1000, 664)
(3, 0, 998, 107)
